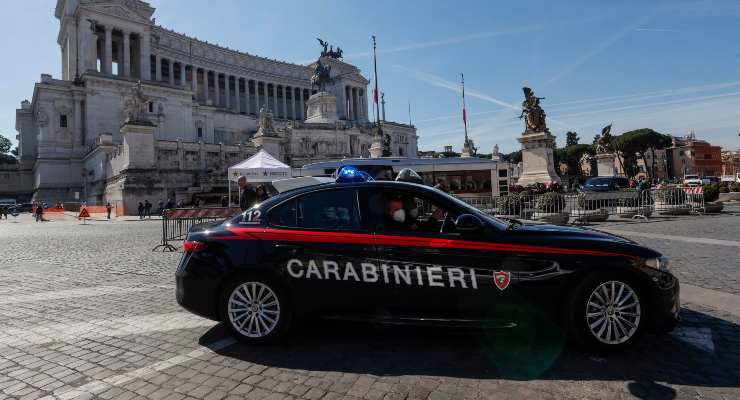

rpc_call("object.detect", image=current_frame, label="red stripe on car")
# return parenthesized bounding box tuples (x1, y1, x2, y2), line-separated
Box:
(218, 227, 634, 259)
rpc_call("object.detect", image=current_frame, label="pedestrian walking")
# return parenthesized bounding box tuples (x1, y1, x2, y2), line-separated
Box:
(137, 202, 144, 219)
(105, 202, 112, 220)
(144, 200, 152, 218)
(35, 203, 43, 222)
(237, 175, 256, 211)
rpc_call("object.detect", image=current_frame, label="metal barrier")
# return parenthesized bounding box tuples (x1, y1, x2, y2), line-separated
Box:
(459, 186, 705, 225)
(153, 207, 241, 252)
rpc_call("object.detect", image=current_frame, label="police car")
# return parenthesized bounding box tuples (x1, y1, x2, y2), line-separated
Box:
(176, 167, 679, 351)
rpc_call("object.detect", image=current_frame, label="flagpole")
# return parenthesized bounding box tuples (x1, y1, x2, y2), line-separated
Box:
(461, 73, 468, 143)
(372, 36, 382, 134)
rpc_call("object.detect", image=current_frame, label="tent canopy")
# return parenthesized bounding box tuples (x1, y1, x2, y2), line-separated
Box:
(227, 149, 291, 183)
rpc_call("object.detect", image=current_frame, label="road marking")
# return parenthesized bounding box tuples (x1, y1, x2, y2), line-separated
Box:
(0, 311, 215, 348)
(681, 283, 740, 318)
(0, 285, 173, 305)
(595, 228, 740, 247)
(671, 326, 714, 353)
(40, 337, 236, 400)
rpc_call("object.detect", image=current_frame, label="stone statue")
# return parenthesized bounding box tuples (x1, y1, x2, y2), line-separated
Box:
(519, 87, 549, 133)
(258, 105, 275, 135)
(317, 38, 328, 56)
(382, 133, 392, 157)
(310, 59, 332, 92)
(594, 124, 613, 154)
(493, 144, 500, 155)
(123, 80, 150, 124)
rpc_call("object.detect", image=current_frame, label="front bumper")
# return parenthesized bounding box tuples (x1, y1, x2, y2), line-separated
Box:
(649, 273, 681, 333)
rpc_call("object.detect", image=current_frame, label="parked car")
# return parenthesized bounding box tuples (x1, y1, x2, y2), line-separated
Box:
(683, 174, 703, 187)
(579, 177, 630, 192)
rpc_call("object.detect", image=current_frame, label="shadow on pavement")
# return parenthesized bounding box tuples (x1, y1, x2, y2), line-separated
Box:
(200, 308, 738, 398)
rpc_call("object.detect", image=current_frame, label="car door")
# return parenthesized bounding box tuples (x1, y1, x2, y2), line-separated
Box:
(265, 187, 384, 316)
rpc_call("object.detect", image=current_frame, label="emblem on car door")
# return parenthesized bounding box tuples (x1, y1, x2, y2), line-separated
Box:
(493, 271, 511, 290)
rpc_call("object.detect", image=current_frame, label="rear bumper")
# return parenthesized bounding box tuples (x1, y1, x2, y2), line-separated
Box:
(175, 253, 222, 321)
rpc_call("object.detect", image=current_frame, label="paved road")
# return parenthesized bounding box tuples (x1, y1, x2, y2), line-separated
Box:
(0, 213, 738, 400)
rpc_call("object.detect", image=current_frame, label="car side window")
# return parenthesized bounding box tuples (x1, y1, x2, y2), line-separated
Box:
(360, 188, 458, 235)
(267, 199, 297, 228)
(297, 189, 360, 231)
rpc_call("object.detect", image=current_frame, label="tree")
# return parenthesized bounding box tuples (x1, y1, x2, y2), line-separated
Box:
(555, 144, 594, 177)
(566, 131, 580, 146)
(612, 129, 672, 181)
(502, 150, 522, 164)
(0, 134, 18, 165)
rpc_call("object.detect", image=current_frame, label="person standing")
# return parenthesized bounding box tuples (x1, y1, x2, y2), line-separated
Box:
(237, 175, 256, 211)
(105, 202, 112, 220)
(35, 203, 43, 222)
(137, 202, 144, 219)
(144, 200, 152, 218)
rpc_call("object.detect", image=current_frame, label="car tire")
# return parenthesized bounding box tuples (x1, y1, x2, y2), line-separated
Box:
(566, 272, 646, 352)
(220, 276, 291, 344)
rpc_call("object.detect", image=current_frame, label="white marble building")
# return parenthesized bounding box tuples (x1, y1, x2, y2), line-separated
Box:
(11, 0, 417, 207)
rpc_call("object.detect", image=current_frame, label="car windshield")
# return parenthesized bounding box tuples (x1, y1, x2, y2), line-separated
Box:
(427, 185, 508, 230)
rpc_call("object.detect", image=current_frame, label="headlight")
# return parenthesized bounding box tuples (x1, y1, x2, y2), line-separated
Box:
(645, 256, 670, 271)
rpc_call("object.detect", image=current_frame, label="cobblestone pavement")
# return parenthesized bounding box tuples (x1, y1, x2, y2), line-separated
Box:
(0, 213, 738, 400)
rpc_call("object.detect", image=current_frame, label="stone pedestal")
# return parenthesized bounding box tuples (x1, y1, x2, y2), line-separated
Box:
(252, 135, 283, 162)
(595, 153, 615, 176)
(517, 131, 561, 186)
(305, 92, 338, 124)
(120, 122, 156, 169)
(369, 134, 384, 158)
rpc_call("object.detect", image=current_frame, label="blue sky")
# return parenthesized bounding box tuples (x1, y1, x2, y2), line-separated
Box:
(1, 0, 740, 154)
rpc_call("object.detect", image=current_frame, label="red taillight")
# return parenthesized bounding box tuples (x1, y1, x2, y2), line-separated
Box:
(183, 240, 207, 253)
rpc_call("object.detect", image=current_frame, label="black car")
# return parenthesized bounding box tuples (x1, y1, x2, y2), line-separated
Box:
(580, 176, 631, 192)
(176, 178, 679, 351)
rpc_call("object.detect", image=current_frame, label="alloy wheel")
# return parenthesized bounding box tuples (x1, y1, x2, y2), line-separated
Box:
(227, 282, 281, 338)
(585, 280, 641, 345)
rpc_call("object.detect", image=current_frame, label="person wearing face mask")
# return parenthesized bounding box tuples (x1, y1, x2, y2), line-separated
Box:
(385, 197, 418, 232)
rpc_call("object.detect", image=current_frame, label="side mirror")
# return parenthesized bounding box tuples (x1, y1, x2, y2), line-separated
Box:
(455, 214, 483, 232)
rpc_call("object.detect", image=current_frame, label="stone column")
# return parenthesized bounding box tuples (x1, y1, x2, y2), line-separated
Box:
(281, 86, 287, 119)
(191, 66, 198, 100)
(104, 27, 113, 74)
(140, 32, 151, 80)
(244, 78, 252, 115)
(254, 81, 260, 112)
(214, 73, 221, 107)
(180, 64, 187, 88)
(122, 31, 131, 77)
(353, 88, 359, 120)
(225, 75, 231, 110)
(273, 84, 279, 116)
(168, 60, 174, 84)
(155, 54, 161, 81)
(347, 87, 354, 121)
(203, 70, 209, 104)
(235, 78, 241, 113)
(299, 89, 305, 120)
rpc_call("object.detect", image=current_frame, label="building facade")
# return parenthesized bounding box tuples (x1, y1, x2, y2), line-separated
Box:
(8, 0, 417, 208)
(665, 134, 722, 179)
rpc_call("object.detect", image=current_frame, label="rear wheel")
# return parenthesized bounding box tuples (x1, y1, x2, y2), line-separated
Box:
(568, 272, 645, 351)
(221, 277, 291, 344)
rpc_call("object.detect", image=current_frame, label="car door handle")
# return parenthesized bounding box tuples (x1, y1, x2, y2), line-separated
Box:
(274, 244, 302, 255)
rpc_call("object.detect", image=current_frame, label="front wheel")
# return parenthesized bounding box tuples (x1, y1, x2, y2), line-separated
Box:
(221, 277, 291, 344)
(568, 273, 645, 351)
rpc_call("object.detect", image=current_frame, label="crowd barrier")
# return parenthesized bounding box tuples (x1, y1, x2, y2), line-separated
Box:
(153, 207, 241, 251)
(460, 187, 706, 225)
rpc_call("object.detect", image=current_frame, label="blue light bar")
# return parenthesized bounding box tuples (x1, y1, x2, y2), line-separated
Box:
(336, 166, 374, 183)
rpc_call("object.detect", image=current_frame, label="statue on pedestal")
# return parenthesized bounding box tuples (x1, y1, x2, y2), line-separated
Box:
(316, 38, 343, 59)
(593, 124, 613, 154)
(310, 59, 333, 92)
(123, 80, 151, 125)
(519, 87, 549, 133)
(256, 106, 275, 136)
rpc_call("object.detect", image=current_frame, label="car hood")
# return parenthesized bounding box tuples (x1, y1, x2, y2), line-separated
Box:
(511, 223, 635, 243)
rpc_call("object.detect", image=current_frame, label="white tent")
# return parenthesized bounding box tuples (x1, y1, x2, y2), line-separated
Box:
(227, 150, 292, 206)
